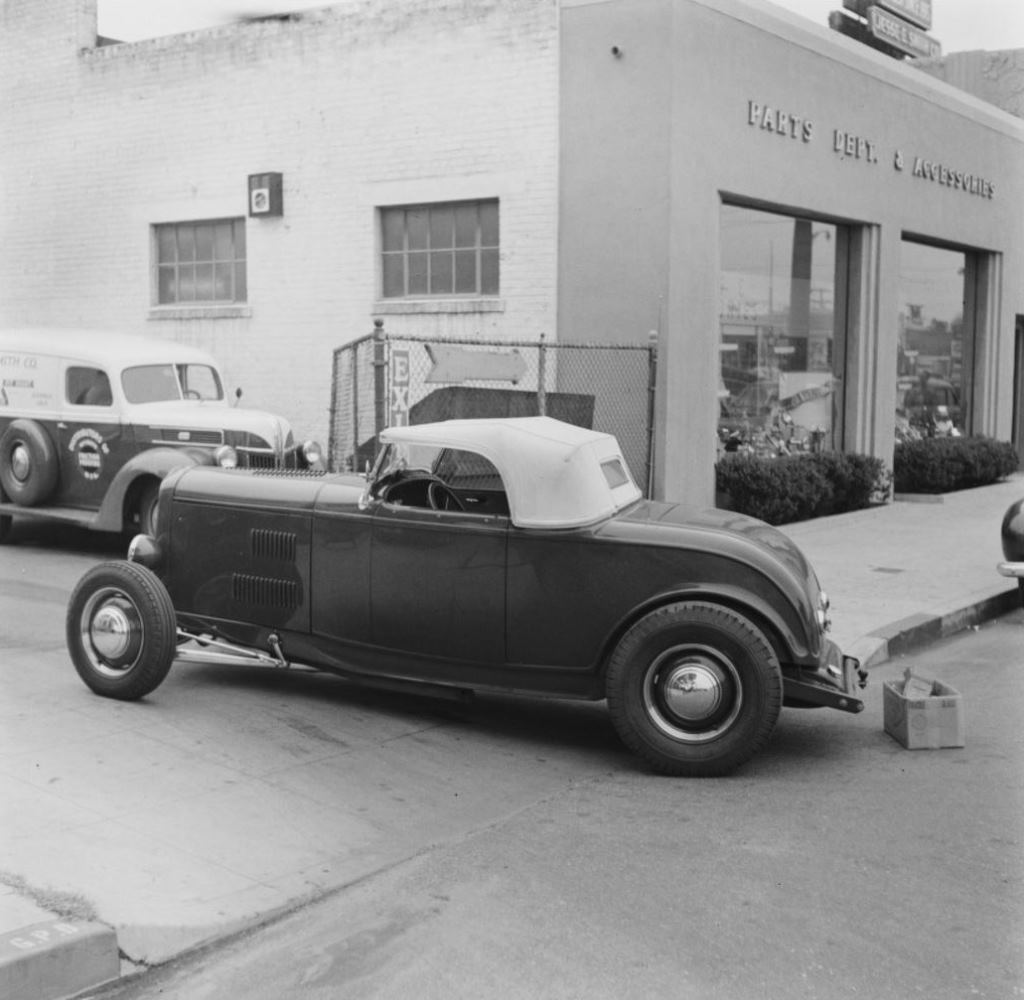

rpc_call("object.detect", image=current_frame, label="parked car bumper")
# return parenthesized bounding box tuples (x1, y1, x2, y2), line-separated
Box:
(783, 638, 866, 713)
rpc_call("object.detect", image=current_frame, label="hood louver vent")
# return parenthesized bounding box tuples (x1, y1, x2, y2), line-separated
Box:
(250, 528, 297, 562)
(232, 573, 298, 609)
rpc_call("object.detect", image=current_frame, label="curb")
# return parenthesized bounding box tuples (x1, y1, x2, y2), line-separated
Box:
(0, 919, 119, 1000)
(858, 587, 1020, 669)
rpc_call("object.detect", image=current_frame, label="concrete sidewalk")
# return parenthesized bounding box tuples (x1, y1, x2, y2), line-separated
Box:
(781, 474, 1023, 665)
(3, 474, 1022, 1000)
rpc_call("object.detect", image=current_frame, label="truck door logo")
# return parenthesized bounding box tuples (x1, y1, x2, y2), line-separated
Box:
(68, 428, 109, 481)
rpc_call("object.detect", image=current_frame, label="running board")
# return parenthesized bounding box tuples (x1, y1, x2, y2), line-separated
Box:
(0, 502, 97, 528)
(173, 628, 476, 705)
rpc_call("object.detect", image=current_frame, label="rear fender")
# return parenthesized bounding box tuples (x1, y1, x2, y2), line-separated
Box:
(596, 582, 818, 682)
(93, 446, 214, 531)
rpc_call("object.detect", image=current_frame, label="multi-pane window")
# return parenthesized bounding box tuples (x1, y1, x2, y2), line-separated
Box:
(381, 200, 499, 298)
(155, 219, 247, 304)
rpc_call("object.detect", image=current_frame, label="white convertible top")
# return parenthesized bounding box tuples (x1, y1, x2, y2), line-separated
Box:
(379, 417, 643, 529)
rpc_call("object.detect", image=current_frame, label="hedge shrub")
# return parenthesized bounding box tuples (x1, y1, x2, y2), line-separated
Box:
(716, 452, 888, 526)
(893, 436, 1018, 494)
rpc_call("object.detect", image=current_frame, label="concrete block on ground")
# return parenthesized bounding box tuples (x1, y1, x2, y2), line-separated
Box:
(0, 919, 119, 1000)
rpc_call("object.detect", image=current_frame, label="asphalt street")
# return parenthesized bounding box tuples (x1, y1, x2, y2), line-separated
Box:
(82, 616, 1024, 1000)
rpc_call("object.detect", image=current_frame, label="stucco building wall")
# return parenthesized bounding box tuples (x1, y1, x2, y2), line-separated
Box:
(559, 0, 1024, 506)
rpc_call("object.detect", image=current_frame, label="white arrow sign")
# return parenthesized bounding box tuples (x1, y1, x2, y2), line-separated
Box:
(424, 344, 527, 384)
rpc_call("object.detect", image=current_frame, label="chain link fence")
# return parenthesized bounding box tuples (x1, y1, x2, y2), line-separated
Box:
(329, 322, 657, 494)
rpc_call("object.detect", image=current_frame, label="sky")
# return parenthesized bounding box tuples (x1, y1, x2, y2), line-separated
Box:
(97, 0, 1024, 52)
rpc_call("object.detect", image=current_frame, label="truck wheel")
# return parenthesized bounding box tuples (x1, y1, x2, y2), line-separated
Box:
(0, 419, 58, 506)
(66, 562, 177, 700)
(606, 602, 782, 777)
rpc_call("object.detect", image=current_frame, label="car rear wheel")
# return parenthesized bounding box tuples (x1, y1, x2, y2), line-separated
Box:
(66, 562, 177, 700)
(0, 419, 59, 506)
(605, 601, 782, 777)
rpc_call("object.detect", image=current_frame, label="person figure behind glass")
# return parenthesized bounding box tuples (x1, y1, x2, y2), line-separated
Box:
(904, 370, 937, 411)
(904, 370, 939, 434)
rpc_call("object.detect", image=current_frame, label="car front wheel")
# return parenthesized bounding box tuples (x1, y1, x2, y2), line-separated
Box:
(66, 562, 177, 700)
(606, 601, 782, 777)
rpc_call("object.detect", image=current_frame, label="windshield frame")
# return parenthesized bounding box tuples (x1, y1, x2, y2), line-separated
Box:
(120, 363, 225, 404)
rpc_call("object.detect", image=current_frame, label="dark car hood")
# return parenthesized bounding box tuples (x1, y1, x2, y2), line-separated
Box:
(614, 500, 817, 586)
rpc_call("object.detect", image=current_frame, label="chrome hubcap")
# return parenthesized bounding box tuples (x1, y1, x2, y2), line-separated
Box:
(80, 590, 144, 676)
(643, 645, 743, 744)
(661, 661, 727, 721)
(11, 443, 30, 482)
(90, 604, 133, 660)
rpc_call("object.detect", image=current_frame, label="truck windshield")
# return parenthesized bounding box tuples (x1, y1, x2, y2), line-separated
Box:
(121, 364, 224, 403)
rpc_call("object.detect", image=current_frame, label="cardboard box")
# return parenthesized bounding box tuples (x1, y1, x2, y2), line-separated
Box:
(883, 673, 965, 750)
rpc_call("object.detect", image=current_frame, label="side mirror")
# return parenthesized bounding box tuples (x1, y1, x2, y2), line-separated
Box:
(233, 387, 243, 407)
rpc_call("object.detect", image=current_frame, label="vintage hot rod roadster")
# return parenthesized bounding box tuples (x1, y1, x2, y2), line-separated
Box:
(66, 417, 866, 776)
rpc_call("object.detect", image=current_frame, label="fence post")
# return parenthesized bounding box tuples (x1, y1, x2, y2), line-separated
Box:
(328, 346, 340, 473)
(350, 342, 360, 472)
(372, 319, 387, 459)
(646, 329, 658, 497)
(537, 332, 548, 417)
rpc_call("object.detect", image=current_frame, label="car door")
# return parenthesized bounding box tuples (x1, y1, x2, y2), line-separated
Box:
(55, 363, 133, 508)
(369, 490, 508, 666)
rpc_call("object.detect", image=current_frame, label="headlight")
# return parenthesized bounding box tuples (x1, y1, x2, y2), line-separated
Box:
(215, 444, 238, 468)
(301, 439, 324, 470)
(128, 533, 163, 571)
(816, 590, 831, 633)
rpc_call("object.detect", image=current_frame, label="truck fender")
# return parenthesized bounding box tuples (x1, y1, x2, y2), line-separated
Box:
(93, 447, 215, 531)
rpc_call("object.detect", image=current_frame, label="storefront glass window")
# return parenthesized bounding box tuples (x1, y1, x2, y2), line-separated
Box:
(896, 242, 967, 440)
(718, 205, 839, 457)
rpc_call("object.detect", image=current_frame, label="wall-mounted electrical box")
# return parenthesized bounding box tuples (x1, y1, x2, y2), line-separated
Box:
(248, 173, 283, 217)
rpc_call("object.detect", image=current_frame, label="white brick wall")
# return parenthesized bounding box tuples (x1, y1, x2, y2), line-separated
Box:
(0, 0, 560, 447)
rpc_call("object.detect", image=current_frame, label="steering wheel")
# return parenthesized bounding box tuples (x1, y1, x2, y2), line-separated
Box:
(427, 478, 465, 512)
